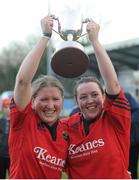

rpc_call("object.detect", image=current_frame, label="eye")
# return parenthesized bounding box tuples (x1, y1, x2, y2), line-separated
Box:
(79, 95, 87, 100)
(53, 97, 61, 101)
(93, 93, 98, 97)
(91, 93, 100, 98)
(41, 98, 48, 102)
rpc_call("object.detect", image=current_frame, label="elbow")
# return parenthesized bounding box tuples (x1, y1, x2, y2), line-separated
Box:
(15, 74, 30, 88)
(112, 80, 121, 94)
(106, 80, 120, 95)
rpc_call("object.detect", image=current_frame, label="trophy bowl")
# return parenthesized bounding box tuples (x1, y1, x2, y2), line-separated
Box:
(51, 41, 89, 78)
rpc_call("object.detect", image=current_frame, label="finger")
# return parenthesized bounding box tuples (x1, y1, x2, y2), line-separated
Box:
(49, 14, 58, 20)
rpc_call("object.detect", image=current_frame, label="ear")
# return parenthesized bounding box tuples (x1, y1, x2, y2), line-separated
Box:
(75, 97, 79, 106)
(102, 94, 106, 105)
(62, 99, 64, 110)
(31, 98, 35, 109)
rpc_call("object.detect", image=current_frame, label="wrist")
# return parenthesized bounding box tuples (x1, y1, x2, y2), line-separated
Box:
(42, 32, 52, 39)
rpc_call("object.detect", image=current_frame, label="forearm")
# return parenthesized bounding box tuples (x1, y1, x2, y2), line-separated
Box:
(92, 40, 120, 94)
(14, 15, 53, 111)
(16, 36, 49, 84)
(14, 36, 49, 110)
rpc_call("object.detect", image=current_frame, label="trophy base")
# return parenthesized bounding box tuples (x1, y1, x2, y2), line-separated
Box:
(51, 46, 89, 78)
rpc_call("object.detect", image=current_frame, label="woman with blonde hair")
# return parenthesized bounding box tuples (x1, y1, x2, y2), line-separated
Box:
(9, 16, 68, 179)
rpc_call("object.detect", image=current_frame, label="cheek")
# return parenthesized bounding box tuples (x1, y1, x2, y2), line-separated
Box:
(32, 100, 41, 110)
(76, 100, 84, 109)
(58, 101, 64, 110)
(97, 97, 104, 107)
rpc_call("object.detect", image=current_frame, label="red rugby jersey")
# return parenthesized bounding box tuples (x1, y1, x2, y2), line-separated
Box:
(9, 99, 68, 179)
(62, 89, 131, 179)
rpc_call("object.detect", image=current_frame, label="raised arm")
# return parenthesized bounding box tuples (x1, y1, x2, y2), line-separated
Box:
(86, 20, 120, 95)
(14, 16, 53, 111)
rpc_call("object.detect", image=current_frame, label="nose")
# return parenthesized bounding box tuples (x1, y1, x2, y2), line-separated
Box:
(45, 100, 54, 109)
(87, 96, 94, 103)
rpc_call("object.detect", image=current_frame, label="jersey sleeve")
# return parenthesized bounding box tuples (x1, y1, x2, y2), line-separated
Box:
(10, 97, 32, 130)
(104, 88, 131, 132)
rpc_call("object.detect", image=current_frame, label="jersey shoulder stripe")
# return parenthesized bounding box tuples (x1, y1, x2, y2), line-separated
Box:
(113, 97, 130, 111)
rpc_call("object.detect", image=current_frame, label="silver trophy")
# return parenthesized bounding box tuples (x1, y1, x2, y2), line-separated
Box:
(51, 14, 90, 78)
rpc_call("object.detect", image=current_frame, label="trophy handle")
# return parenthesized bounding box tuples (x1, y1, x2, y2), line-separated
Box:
(50, 15, 91, 41)
(80, 18, 91, 38)
(50, 15, 67, 40)
(82, 18, 91, 23)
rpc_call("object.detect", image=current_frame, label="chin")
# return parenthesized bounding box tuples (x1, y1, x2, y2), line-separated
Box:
(88, 117, 96, 120)
(87, 114, 98, 120)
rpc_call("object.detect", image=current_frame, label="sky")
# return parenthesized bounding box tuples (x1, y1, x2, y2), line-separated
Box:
(0, 0, 139, 50)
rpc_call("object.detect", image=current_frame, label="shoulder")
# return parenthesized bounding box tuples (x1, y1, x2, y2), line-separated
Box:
(60, 113, 81, 127)
(105, 88, 129, 106)
(104, 88, 131, 118)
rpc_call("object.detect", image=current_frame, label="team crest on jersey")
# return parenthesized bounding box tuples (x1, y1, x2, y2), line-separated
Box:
(62, 131, 69, 141)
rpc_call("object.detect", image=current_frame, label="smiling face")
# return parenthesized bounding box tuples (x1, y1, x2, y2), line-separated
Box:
(76, 82, 105, 120)
(32, 86, 63, 126)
